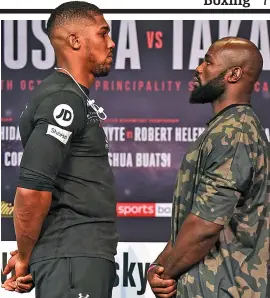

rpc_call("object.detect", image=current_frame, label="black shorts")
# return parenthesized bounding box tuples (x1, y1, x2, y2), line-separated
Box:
(30, 257, 116, 298)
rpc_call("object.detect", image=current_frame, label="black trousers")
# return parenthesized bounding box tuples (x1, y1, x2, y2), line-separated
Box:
(30, 257, 116, 298)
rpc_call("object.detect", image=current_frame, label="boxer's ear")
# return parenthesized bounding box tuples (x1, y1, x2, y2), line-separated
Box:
(227, 67, 242, 83)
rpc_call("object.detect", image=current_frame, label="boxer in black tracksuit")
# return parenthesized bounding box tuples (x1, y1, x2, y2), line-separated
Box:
(18, 70, 118, 298)
(4, 3, 118, 297)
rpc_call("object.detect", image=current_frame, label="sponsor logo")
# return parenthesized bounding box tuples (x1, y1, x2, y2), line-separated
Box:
(86, 107, 99, 125)
(155, 203, 172, 217)
(53, 104, 74, 127)
(117, 203, 155, 217)
(116, 203, 172, 217)
(204, 0, 250, 7)
(114, 252, 150, 295)
(1, 201, 14, 217)
(46, 124, 72, 144)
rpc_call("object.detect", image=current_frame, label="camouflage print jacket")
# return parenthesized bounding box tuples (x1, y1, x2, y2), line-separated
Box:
(171, 104, 270, 298)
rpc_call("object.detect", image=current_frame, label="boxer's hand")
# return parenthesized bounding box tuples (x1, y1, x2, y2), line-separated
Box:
(2, 250, 20, 291)
(147, 265, 177, 298)
(15, 274, 34, 293)
(2, 249, 34, 293)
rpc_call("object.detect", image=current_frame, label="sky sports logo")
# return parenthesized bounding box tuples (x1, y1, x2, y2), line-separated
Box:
(117, 203, 172, 217)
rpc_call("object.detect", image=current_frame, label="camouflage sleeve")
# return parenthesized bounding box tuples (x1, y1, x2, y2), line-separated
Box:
(191, 127, 254, 226)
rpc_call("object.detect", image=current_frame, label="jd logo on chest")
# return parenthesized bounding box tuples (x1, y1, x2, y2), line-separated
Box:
(53, 104, 74, 127)
(56, 109, 72, 121)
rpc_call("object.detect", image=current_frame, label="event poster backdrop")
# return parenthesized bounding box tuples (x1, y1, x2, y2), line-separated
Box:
(1, 18, 270, 298)
(1, 20, 270, 243)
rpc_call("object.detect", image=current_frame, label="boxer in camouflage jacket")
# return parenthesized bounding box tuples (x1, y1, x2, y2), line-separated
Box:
(148, 37, 269, 298)
(172, 104, 269, 297)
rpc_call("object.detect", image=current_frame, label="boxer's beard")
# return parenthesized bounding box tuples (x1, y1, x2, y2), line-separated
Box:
(189, 71, 227, 104)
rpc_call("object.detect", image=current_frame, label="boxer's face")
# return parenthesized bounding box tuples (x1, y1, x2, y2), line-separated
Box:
(80, 15, 115, 77)
(189, 44, 227, 104)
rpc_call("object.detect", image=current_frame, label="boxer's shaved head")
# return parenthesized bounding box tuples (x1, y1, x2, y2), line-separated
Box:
(210, 36, 263, 84)
(190, 37, 263, 104)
